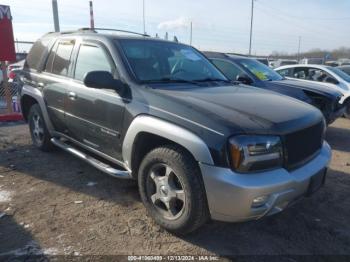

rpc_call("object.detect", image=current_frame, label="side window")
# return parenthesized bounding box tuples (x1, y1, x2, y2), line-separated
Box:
(277, 68, 291, 77)
(211, 59, 244, 81)
(44, 42, 58, 73)
(293, 68, 308, 79)
(24, 38, 51, 71)
(74, 44, 114, 81)
(49, 40, 75, 76)
(307, 68, 334, 83)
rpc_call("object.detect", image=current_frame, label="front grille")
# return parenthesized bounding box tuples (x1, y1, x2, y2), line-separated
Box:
(284, 121, 324, 170)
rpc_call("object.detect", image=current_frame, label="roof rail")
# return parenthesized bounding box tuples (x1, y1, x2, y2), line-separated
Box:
(78, 27, 150, 37)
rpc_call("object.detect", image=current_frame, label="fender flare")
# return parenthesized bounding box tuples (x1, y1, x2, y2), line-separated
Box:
(122, 115, 215, 168)
(21, 84, 55, 134)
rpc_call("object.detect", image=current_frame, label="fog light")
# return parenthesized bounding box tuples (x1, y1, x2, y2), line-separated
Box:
(252, 195, 269, 208)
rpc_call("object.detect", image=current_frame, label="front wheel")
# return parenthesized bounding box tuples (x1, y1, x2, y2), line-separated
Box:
(138, 145, 209, 235)
(344, 101, 350, 119)
(28, 104, 54, 151)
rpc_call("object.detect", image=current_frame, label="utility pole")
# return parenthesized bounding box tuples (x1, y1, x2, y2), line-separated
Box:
(52, 0, 60, 32)
(248, 0, 255, 55)
(190, 21, 193, 46)
(297, 36, 302, 62)
(89, 1, 95, 29)
(143, 0, 146, 34)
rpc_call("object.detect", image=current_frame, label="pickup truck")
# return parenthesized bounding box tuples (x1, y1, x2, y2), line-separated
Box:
(20, 28, 331, 234)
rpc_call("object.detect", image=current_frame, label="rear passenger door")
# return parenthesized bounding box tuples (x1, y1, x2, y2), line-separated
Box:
(65, 40, 125, 159)
(42, 39, 75, 133)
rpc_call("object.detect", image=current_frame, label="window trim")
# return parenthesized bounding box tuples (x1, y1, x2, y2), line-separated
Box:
(73, 40, 118, 83)
(43, 38, 76, 77)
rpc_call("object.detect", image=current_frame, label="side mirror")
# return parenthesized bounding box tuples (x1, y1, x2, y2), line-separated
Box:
(84, 71, 123, 90)
(236, 74, 253, 85)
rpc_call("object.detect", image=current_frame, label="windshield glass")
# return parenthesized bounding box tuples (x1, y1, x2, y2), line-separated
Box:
(327, 66, 350, 83)
(117, 39, 227, 83)
(238, 58, 283, 81)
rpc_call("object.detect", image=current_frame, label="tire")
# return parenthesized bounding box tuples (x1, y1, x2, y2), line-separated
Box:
(138, 145, 209, 235)
(28, 104, 54, 151)
(344, 101, 350, 119)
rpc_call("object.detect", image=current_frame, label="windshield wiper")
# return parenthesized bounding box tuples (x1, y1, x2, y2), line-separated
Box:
(193, 78, 231, 83)
(143, 77, 201, 85)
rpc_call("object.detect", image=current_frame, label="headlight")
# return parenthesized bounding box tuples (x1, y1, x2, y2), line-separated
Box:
(229, 135, 283, 173)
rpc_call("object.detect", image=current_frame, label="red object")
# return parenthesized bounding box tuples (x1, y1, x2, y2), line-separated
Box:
(0, 113, 23, 122)
(0, 5, 16, 62)
(8, 70, 16, 79)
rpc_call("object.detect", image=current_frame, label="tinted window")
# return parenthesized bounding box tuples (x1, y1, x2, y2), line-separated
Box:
(293, 67, 309, 79)
(339, 66, 350, 76)
(277, 68, 291, 77)
(51, 40, 75, 76)
(328, 67, 350, 83)
(25, 38, 51, 71)
(44, 41, 58, 73)
(238, 58, 283, 81)
(306, 68, 336, 83)
(211, 59, 245, 81)
(74, 44, 113, 81)
(118, 39, 226, 83)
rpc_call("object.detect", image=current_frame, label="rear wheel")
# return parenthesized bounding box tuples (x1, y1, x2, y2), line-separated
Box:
(138, 145, 209, 235)
(28, 104, 54, 151)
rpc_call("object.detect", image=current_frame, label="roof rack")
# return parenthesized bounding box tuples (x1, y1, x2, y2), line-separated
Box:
(78, 27, 150, 37)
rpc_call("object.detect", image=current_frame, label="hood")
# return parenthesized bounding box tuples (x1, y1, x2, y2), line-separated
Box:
(144, 84, 323, 137)
(271, 79, 343, 100)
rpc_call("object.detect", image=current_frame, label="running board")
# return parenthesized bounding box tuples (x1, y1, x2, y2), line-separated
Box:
(51, 138, 132, 179)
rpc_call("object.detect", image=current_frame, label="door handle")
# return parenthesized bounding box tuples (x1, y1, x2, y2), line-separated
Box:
(37, 82, 44, 88)
(68, 91, 77, 100)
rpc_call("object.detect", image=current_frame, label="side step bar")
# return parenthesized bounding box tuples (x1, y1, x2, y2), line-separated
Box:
(51, 138, 132, 179)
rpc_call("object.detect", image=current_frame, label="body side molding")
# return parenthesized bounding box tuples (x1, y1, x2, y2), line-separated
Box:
(122, 115, 215, 168)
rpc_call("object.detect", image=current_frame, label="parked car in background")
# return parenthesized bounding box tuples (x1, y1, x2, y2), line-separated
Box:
(276, 64, 350, 118)
(204, 52, 344, 124)
(325, 61, 340, 67)
(270, 59, 298, 68)
(8, 63, 24, 95)
(20, 29, 331, 234)
(338, 65, 350, 76)
(300, 58, 324, 65)
(8, 59, 25, 74)
(253, 57, 269, 66)
(15, 52, 28, 62)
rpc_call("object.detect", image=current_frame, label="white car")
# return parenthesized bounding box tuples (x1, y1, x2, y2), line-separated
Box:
(276, 64, 350, 118)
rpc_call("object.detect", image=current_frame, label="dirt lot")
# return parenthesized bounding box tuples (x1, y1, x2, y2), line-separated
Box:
(0, 118, 350, 260)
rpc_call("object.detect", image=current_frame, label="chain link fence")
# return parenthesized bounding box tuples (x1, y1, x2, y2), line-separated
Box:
(0, 82, 20, 115)
(0, 41, 33, 116)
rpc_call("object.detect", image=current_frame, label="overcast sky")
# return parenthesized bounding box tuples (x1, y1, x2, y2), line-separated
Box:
(1, 0, 349, 55)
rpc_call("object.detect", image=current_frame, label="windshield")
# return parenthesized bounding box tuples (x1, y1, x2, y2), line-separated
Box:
(117, 39, 227, 83)
(327, 66, 350, 83)
(238, 58, 284, 81)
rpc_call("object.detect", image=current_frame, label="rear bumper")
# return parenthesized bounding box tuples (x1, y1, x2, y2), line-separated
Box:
(200, 142, 331, 222)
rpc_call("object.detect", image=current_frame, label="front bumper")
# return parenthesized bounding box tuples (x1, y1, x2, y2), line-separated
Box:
(326, 105, 346, 124)
(200, 142, 332, 222)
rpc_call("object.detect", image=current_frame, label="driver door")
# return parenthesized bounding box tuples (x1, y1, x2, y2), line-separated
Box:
(65, 41, 125, 159)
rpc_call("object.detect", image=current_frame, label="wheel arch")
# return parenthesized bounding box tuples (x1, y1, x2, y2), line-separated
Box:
(122, 115, 214, 177)
(21, 84, 54, 132)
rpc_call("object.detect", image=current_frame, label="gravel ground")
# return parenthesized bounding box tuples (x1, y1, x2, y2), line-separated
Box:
(0, 119, 349, 261)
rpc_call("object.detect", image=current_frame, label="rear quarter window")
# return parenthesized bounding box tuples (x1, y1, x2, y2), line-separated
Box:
(24, 38, 52, 71)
